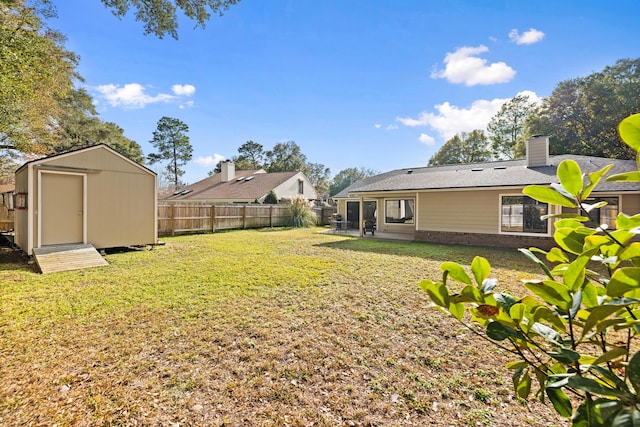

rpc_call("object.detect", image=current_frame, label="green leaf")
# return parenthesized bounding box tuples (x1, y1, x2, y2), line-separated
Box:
(617, 214, 640, 231)
(531, 322, 561, 343)
(564, 251, 595, 292)
(458, 285, 484, 303)
(607, 268, 640, 297)
(567, 376, 632, 400)
(558, 159, 584, 197)
(627, 352, 640, 397)
(523, 185, 576, 208)
(519, 248, 554, 279)
(516, 370, 532, 400)
(448, 302, 465, 321)
(480, 278, 498, 294)
(619, 113, 640, 151)
(554, 227, 594, 255)
(494, 293, 517, 313)
(583, 165, 613, 199)
(582, 305, 624, 339)
(440, 262, 472, 285)
(606, 171, 640, 182)
(549, 347, 580, 364)
(620, 243, 640, 261)
(525, 281, 572, 310)
(547, 247, 570, 263)
(593, 347, 628, 366)
(471, 256, 490, 287)
(546, 387, 573, 418)
(610, 406, 640, 427)
(418, 280, 449, 308)
(486, 321, 523, 341)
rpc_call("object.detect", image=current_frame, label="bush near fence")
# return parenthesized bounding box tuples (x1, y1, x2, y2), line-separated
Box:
(158, 202, 335, 236)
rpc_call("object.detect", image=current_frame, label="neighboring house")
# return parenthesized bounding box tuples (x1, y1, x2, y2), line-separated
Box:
(334, 136, 640, 249)
(14, 144, 157, 255)
(164, 160, 318, 203)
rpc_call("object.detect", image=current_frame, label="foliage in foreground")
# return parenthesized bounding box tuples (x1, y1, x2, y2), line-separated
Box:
(420, 114, 640, 425)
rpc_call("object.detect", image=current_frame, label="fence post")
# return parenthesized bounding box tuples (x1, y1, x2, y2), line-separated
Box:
(242, 205, 247, 229)
(211, 204, 216, 232)
(169, 204, 175, 237)
(270, 205, 273, 228)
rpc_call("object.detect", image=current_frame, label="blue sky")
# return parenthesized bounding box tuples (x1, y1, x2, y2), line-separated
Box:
(51, 0, 640, 184)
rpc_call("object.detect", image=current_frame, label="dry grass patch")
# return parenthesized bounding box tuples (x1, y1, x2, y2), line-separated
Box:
(0, 228, 567, 426)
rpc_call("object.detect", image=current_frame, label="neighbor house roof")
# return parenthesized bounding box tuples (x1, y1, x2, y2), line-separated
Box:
(165, 170, 302, 201)
(336, 155, 640, 197)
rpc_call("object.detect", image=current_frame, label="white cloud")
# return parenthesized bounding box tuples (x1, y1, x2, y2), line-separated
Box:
(397, 90, 540, 140)
(374, 123, 382, 129)
(179, 100, 195, 110)
(509, 28, 545, 45)
(95, 83, 174, 109)
(431, 45, 516, 86)
(93, 82, 197, 109)
(172, 84, 196, 96)
(419, 133, 435, 146)
(385, 124, 398, 130)
(195, 154, 226, 167)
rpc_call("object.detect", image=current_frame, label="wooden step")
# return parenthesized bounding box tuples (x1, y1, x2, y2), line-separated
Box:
(33, 244, 108, 274)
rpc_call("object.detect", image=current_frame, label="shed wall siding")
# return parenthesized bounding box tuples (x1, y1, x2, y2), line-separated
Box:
(16, 146, 156, 254)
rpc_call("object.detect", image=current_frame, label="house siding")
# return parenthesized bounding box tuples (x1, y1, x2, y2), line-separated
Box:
(418, 189, 503, 234)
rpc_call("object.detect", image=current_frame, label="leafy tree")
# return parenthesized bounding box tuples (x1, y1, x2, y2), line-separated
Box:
(263, 190, 278, 204)
(98, 0, 241, 39)
(525, 58, 640, 159)
(303, 162, 331, 199)
(487, 94, 536, 159)
(428, 130, 491, 166)
(55, 88, 144, 163)
(264, 141, 308, 173)
(147, 116, 192, 189)
(420, 113, 640, 424)
(330, 167, 377, 196)
(0, 1, 78, 153)
(236, 140, 264, 169)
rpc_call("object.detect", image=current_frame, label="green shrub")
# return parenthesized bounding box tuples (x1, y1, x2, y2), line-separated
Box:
(420, 114, 640, 425)
(288, 195, 317, 228)
(264, 190, 278, 204)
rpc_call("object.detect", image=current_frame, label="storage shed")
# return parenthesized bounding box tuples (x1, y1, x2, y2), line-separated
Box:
(14, 144, 157, 256)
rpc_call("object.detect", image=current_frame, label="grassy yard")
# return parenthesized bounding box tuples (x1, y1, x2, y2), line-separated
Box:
(0, 228, 567, 426)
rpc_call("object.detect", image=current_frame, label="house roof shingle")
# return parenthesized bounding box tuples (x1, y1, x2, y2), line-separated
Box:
(336, 155, 640, 197)
(166, 170, 300, 201)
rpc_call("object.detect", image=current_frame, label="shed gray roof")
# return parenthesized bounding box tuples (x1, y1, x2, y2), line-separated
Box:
(336, 155, 640, 197)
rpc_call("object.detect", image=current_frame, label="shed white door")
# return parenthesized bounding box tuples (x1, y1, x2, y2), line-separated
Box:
(40, 173, 84, 246)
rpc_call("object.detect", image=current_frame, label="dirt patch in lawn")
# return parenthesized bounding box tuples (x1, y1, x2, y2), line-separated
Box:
(0, 229, 567, 426)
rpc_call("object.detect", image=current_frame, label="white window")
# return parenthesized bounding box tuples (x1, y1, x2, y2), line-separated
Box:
(385, 199, 414, 224)
(501, 195, 548, 234)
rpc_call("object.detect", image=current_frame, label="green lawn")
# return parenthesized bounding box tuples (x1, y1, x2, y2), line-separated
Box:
(0, 228, 566, 426)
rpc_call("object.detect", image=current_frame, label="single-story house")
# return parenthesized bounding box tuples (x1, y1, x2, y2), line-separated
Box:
(164, 160, 318, 203)
(14, 144, 158, 255)
(334, 136, 640, 249)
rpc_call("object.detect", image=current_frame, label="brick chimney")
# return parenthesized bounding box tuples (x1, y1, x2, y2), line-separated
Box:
(221, 160, 235, 182)
(526, 135, 550, 167)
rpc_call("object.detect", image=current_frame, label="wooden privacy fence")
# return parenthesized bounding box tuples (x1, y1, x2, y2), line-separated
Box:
(158, 203, 335, 236)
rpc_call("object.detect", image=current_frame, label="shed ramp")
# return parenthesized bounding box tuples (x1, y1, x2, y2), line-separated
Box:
(33, 244, 108, 274)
